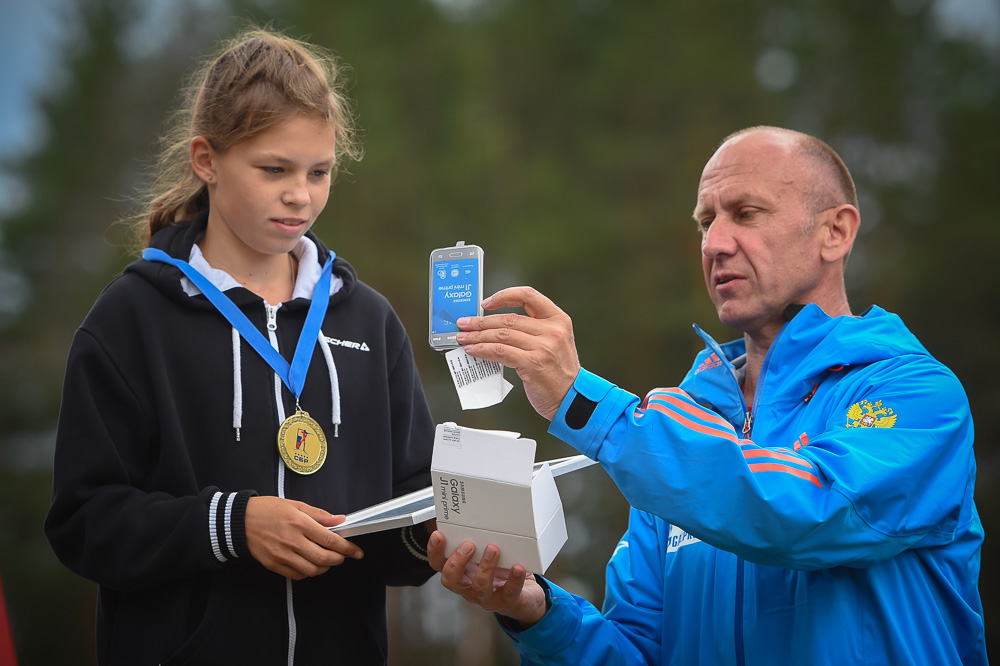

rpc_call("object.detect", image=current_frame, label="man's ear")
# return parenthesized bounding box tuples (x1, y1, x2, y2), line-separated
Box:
(190, 136, 216, 184)
(820, 204, 860, 264)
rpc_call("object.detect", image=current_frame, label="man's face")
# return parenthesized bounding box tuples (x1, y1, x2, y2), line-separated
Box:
(693, 132, 825, 340)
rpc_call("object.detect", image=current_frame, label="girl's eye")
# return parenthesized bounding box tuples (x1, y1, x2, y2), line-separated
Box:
(262, 166, 283, 174)
(311, 170, 330, 178)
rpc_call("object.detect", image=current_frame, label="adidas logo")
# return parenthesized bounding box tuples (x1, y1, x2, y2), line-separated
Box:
(694, 352, 723, 374)
(792, 432, 809, 451)
(325, 336, 371, 352)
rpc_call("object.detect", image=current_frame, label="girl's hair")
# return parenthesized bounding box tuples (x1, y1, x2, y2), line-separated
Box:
(129, 27, 362, 249)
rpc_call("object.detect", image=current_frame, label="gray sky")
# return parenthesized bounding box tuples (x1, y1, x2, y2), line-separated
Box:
(0, 0, 74, 158)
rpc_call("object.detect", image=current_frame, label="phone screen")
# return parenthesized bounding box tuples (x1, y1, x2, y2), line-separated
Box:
(429, 244, 482, 350)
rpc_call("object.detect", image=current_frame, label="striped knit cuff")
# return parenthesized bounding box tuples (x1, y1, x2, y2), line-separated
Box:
(209, 490, 258, 563)
(229, 490, 257, 559)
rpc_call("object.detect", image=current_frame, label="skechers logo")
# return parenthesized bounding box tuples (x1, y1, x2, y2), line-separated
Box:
(667, 524, 701, 553)
(325, 336, 371, 352)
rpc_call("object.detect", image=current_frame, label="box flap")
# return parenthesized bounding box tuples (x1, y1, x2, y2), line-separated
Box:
(530, 463, 562, 528)
(431, 422, 534, 484)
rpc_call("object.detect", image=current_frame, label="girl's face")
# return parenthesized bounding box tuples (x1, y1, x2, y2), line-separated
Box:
(197, 114, 337, 262)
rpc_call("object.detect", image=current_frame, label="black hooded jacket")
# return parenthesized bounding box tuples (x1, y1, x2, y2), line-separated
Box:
(45, 213, 436, 665)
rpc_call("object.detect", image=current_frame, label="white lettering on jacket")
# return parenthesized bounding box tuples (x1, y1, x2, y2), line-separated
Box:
(666, 524, 702, 553)
(325, 336, 370, 352)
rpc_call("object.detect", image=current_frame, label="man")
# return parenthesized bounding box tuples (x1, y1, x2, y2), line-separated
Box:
(427, 127, 987, 664)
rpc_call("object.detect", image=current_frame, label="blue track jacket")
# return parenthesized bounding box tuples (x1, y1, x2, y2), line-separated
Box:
(505, 304, 986, 665)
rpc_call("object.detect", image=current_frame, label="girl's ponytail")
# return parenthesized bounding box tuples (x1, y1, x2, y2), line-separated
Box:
(128, 27, 361, 250)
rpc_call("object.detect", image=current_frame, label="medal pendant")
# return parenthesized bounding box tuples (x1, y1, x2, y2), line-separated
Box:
(277, 410, 328, 475)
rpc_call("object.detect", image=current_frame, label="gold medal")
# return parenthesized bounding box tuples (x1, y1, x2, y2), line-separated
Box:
(277, 410, 328, 475)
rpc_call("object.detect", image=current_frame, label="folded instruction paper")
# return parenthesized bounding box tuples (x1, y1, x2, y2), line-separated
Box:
(329, 486, 436, 538)
(445, 347, 513, 409)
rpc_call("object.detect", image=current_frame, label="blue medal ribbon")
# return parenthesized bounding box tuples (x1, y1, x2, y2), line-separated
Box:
(142, 247, 334, 401)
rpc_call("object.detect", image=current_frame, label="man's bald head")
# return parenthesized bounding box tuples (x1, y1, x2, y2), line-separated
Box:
(720, 127, 858, 216)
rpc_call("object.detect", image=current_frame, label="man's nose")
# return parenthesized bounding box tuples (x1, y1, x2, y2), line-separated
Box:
(701, 217, 736, 257)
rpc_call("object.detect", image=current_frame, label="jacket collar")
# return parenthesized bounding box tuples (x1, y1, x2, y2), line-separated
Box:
(128, 210, 358, 309)
(681, 303, 928, 421)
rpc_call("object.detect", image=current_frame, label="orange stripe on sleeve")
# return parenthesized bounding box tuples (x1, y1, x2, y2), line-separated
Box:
(742, 448, 815, 469)
(640, 387, 676, 410)
(645, 389, 735, 433)
(644, 403, 740, 443)
(747, 462, 823, 488)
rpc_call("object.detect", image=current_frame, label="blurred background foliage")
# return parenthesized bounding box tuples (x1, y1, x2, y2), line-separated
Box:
(0, 0, 997, 663)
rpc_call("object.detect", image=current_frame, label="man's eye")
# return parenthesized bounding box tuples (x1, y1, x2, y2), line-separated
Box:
(698, 218, 713, 232)
(738, 208, 756, 219)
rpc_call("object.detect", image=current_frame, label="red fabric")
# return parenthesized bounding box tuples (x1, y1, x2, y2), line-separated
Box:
(0, 573, 17, 666)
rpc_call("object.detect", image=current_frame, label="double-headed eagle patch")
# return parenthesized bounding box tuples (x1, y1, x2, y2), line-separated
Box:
(846, 399, 897, 428)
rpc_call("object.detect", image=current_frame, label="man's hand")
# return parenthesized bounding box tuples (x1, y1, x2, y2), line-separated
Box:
(456, 286, 580, 420)
(245, 496, 363, 580)
(427, 530, 549, 628)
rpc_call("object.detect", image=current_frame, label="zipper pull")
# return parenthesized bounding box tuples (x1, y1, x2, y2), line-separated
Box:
(265, 304, 279, 331)
(742, 410, 753, 436)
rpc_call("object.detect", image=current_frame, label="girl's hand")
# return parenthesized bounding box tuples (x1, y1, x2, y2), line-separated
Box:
(245, 496, 362, 579)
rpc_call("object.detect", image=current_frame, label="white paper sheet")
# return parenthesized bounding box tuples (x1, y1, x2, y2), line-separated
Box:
(444, 346, 513, 409)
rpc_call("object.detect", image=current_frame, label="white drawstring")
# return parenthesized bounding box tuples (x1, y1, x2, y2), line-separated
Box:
(234, 327, 342, 441)
(318, 331, 342, 437)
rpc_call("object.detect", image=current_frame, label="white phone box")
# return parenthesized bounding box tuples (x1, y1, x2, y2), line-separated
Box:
(431, 422, 568, 574)
(330, 425, 597, 575)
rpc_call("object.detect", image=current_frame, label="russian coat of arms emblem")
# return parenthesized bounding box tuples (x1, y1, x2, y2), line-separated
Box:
(846, 399, 897, 428)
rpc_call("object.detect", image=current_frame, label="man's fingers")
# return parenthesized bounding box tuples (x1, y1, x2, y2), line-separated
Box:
(481, 286, 565, 319)
(457, 311, 548, 338)
(501, 566, 528, 603)
(472, 545, 501, 601)
(438, 540, 478, 590)
(456, 315, 562, 359)
(458, 335, 535, 369)
(427, 531, 449, 573)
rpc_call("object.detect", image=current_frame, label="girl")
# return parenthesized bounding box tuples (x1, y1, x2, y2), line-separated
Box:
(44, 28, 435, 665)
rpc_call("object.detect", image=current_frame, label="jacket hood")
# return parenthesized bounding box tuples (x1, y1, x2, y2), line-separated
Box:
(763, 303, 931, 379)
(698, 303, 931, 374)
(684, 303, 932, 418)
(125, 210, 358, 310)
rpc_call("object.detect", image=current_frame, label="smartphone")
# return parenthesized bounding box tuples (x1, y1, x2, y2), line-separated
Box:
(429, 242, 484, 351)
